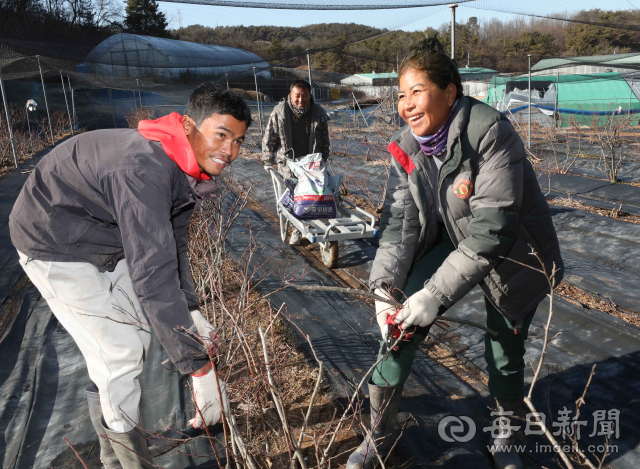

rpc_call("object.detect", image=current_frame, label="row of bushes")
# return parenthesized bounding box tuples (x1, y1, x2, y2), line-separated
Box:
(0, 103, 74, 172)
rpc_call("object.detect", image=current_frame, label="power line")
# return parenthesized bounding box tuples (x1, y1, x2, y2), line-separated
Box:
(158, 0, 476, 10)
(462, 4, 640, 32)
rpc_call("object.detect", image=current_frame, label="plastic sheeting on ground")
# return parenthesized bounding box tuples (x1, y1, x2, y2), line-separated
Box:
(566, 158, 640, 184)
(3, 143, 640, 468)
(539, 172, 640, 209)
(226, 158, 640, 468)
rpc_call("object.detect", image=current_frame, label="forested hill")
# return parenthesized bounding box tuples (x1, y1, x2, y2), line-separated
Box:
(172, 10, 640, 74)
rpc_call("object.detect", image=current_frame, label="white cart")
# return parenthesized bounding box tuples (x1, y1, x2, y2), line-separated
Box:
(266, 167, 378, 268)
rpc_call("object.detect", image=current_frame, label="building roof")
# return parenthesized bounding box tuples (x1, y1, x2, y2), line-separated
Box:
(354, 72, 398, 79)
(532, 53, 640, 72)
(459, 67, 498, 74)
(85, 33, 267, 69)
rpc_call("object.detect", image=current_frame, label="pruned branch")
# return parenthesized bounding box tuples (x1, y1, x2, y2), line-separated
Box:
(294, 285, 498, 338)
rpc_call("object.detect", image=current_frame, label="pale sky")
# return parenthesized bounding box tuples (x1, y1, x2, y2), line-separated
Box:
(152, 0, 637, 32)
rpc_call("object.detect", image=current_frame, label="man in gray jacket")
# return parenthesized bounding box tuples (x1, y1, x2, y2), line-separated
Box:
(10, 84, 251, 468)
(262, 79, 330, 244)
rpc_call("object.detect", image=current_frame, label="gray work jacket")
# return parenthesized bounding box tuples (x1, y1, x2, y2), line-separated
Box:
(261, 98, 330, 177)
(10, 129, 216, 374)
(370, 96, 564, 322)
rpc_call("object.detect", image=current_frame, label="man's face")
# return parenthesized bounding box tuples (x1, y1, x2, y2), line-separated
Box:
(290, 86, 311, 108)
(183, 113, 247, 177)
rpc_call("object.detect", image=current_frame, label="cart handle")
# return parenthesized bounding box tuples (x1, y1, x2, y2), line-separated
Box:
(266, 166, 284, 200)
(341, 198, 376, 228)
(322, 218, 369, 240)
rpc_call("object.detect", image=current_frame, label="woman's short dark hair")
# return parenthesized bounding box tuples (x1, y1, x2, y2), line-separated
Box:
(290, 79, 312, 93)
(185, 83, 252, 128)
(399, 37, 463, 99)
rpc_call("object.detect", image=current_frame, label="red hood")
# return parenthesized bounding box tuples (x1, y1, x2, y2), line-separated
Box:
(138, 112, 210, 182)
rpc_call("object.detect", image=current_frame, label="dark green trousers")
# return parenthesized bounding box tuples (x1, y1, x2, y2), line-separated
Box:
(371, 228, 536, 401)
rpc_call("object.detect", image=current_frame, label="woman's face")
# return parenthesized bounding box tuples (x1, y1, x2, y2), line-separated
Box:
(398, 67, 457, 136)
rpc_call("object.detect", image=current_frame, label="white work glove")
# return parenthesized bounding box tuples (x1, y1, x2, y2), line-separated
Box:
(374, 288, 396, 337)
(189, 368, 230, 428)
(394, 289, 443, 328)
(190, 310, 218, 356)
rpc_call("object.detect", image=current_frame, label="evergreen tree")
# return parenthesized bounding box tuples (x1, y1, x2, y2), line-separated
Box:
(124, 0, 168, 37)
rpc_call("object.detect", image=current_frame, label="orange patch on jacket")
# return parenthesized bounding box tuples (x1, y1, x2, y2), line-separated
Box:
(453, 179, 473, 199)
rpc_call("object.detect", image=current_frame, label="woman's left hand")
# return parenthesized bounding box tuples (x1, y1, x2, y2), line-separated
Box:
(394, 289, 442, 328)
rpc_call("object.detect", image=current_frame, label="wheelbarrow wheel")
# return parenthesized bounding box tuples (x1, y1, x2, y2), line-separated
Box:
(279, 211, 289, 243)
(320, 241, 339, 268)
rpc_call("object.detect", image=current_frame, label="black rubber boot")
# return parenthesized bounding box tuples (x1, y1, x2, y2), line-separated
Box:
(346, 383, 403, 469)
(146, 381, 230, 457)
(102, 419, 154, 469)
(85, 385, 122, 469)
(490, 399, 524, 469)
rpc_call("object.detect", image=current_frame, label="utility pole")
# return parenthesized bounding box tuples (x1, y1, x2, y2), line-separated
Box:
(108, 88, 116, 128)
(528, 54, 532, 149)
(449, 4, 457, 61)
(306, 50, 313, 99)
(253, 67, 263, 136)
(0, 67, 19, 169)
(554, 72, 559, 128)
(68, 76, 76, 131)
(225, 73, 229, 90)
(136, 79, 142, 108)
(37, 56, 55, 147)
(60, 70, 74, 135)
(629, 78, 634, 123)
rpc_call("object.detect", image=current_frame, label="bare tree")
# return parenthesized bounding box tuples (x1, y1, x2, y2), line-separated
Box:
(91, 0, 123, 27)
(590, 113, 625, 183)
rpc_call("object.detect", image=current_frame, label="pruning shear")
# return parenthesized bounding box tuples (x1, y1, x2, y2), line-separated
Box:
(382, 312, 415, 354)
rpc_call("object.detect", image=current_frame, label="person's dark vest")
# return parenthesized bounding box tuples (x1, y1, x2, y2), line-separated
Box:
(438, 97, 508, 190)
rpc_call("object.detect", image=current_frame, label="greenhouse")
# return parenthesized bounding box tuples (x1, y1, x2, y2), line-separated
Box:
(78, 33, 270, 80)
(483, 72, 640, 125)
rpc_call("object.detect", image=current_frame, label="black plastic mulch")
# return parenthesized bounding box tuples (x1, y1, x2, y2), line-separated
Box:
(227, 158, 640, 469)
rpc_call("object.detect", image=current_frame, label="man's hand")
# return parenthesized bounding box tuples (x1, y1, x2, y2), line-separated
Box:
(394, 289, 442, 328)
(189, 368, 229, 428)
(374, 288, 396, 337)
(190, 310, 218, 356)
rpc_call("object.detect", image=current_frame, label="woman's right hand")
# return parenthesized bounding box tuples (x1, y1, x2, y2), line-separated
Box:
(394, 289, 442, 328)
(374, 288, 396, 337)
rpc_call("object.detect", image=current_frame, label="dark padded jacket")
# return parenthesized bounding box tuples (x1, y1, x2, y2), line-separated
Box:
(10, 129, 216, 374)
(370, 97, 563, 322)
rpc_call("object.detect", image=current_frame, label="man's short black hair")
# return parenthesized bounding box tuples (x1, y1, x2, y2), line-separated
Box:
(185, 83, 252, 128)
(290, 79, 311, 93)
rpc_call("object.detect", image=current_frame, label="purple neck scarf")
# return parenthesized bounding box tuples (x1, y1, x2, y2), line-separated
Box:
(412, 100, 458, 157)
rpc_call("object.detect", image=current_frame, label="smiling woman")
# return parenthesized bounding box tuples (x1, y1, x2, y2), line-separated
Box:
(397, 39, 461, 137)
(398, 68, 456, 136)
(348, 37, 564, 469)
